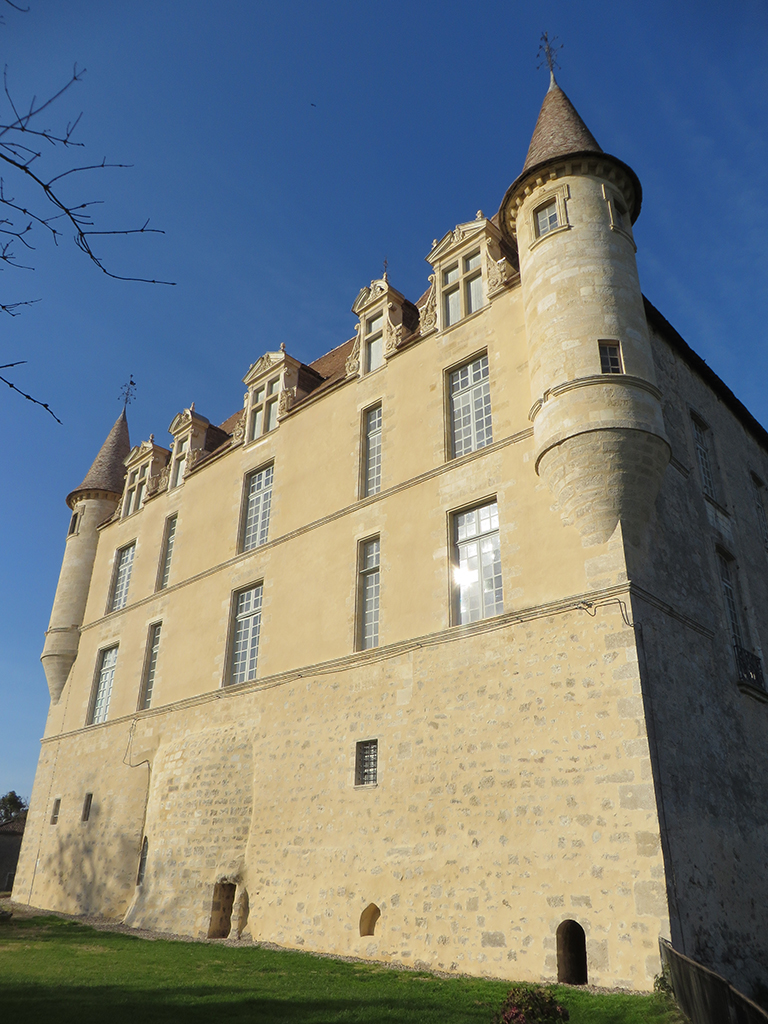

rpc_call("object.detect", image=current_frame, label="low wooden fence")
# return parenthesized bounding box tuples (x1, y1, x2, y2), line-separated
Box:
(659, 938, 768, 1024)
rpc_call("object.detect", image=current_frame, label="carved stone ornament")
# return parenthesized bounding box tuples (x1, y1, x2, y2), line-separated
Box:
(248, 353, 275, 378)
(345, 325, 361, 377)
(486, 250, 513, 297)
(186, 447, 205, 474)
(157, 466, 170, 492)
(231, 410, 246, 446)
(279, 386, 297, 416)
(384, 303, 404, 355)
(146, 474, 160, 497)
(419, 275, 437, 335)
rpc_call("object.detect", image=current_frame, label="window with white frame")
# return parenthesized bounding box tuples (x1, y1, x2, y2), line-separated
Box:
(442, 250, 484, 329)
(599, 341, 623, 374)
(230, 584, 263, 685)
(692, 417, 717, 501)
(363, 405, 382, 497)
(248, 376, 281, 441)
(123, 463, 149, 517)
(751, 474, 768, 549)
(109, 543, 135, 612)
(449, 354, 493, 458)
(535, 199, 559, 237)
(453, 501, 503, 624)
(718, 552, 744, 648)
(365, 313, 384, 373)
(140, 623, 162, 710)
(170, 438, 188, 488)
(355, 739, 378, 786)
(242, 464, 274, 551)
(157, 514, 177, 591)
(90, 646, 118, 725)
(358, 537, 380, 650)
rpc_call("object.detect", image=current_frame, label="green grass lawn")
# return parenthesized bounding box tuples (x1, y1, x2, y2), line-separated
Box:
(0, 914, 685, 1023)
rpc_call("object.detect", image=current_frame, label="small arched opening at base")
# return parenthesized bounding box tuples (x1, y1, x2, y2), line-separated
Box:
(359, 903, 381, 937)
(557, 919, 588, 985)
(136, 837, 148, 886)
(208, 881, 237, 939)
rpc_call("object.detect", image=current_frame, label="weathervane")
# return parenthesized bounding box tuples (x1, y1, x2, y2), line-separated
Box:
(119, 375, 137, 408)
(537, 31, 562, 83)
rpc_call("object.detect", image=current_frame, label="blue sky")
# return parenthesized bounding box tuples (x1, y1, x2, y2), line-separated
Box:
(2, 0, 767, 799)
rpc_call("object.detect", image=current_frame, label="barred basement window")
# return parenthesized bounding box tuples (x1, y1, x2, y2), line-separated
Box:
(140, 623, 162, 710)
(449, 354, 493, 458)
(363, 405, 382, 497)
(50, 798, 61, 825)
(81, 793, 93, 822)
(599, 341, 622, 374)
(136, 837, 149, 886)
(157, 514, 177, 590)
(241, 464, 273, 552)
(692, 417, 717, 501)
(89, 646, 118, 725)
(109, 543, 135, 612)
(355, 739, 378, 786)
(358, 537, 380, 650)
(453, 501, 503, 624)
(229, 584, 263, 685)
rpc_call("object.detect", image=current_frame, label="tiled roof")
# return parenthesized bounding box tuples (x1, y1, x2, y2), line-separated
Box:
(522, 76, 602, 174)
(67, 410, 130, 507)
(0, 811, 27, 835)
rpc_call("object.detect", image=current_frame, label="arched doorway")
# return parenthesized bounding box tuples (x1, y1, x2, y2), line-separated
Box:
(556, 919, 587, 984)
(359, 903, 381, 936)
(207, 882, 237, 938)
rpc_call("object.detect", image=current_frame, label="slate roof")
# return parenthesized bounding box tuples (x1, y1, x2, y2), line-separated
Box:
(67, 410, 131, 507)
(522, 75, 602, 174)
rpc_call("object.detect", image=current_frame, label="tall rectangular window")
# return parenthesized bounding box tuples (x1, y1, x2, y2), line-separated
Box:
(355, 739, 378, 786)
(365, 314, 384, 373)
(81, 793, 93, 822)
(110, 543, 135, 612)
(157, 514, 177, 590)
(718, 552, 744, 648)
(599, 341, 622, 374)
(50, 798, 61, 825)
(358, 537, 380, 650)
(90, 646, 118, 725)
(449, 354, 493, 458)
(363, 405, 382, 497)
(123, 463, 149, 517)
(140, 623, 162, 710)
(693, 418, 716, 500)
(170, 438, 188, 488)
(442, 252, 484, 328)
(454, 501, 503, 624)
(464, 251, 483, 315)
(248, 377, 281, 441)
(230, 584, 263, 685)
(752, 474, 768, 549)
(242, 465, 274, 551)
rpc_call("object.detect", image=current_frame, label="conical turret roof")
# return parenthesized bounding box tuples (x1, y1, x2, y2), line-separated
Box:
(67, 409, 131, 508)
(522, 74, 602, 174)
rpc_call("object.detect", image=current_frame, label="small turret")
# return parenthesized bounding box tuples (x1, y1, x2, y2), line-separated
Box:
(41, 411, 130, 702)
(498, 76, 669, 546)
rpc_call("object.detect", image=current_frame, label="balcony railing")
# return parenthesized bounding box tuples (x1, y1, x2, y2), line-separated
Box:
(734, 645, 766, 691)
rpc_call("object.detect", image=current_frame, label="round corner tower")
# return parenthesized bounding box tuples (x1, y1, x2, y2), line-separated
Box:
(40, 410, 130, 703)
(498, 74, 670, 547)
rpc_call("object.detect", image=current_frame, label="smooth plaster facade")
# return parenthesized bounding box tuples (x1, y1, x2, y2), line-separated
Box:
(14, 79, 768, 998)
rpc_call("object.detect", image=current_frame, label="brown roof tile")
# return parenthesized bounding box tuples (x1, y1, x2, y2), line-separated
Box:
(67, 410, 130, 508)
(522, 77, 602, 174)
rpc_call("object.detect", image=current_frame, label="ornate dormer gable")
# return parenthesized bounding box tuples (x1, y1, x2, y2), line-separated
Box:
(425, 212, 517, 334)
(164, 404, 210, 489)
(122, 438, 170, 515)
(346, 275, 419, 378)
(241, 345, 324, 444)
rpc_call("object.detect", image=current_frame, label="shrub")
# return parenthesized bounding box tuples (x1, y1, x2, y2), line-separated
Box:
(492, 984, 570, 1024)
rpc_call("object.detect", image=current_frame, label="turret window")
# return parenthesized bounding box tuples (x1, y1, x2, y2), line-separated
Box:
(109, 543, 135, 612)
(599, 342, 623, 374)
(536, 200, 558, 237)
(89, 646, 118, 725)
(67, 510, 81, 536)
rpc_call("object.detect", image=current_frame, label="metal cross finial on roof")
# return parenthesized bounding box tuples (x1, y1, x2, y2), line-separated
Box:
(537, 31, 562, 85)
(119, 375, 137, 408)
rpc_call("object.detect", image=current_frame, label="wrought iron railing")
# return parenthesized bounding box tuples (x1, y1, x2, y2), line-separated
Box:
(734, 645, 766, 691)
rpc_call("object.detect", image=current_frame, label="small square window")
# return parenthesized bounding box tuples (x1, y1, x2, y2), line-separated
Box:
(536, 200, 558, 237)
(599, 342, 622, 374)
(81, 793, 93, 822)
(50, 798, 61, 825)
(355, 739, 378, 786)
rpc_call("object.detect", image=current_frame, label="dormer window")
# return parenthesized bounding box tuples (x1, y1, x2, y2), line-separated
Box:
(170, 438, 188, 488)
(442, 250, 484, 329)
(365, 314, 384, 373)
(248, 376, 281, 441)
(535, 200, 558, 237)
(123, 463, 149, 517)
